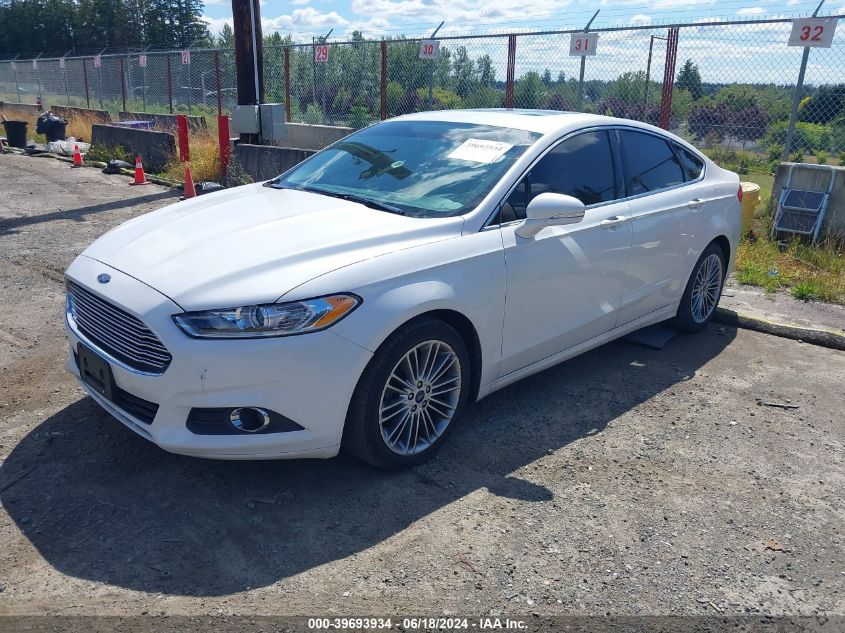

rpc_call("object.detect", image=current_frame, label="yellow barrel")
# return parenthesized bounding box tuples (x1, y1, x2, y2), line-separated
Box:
(740, 182, 761, 234)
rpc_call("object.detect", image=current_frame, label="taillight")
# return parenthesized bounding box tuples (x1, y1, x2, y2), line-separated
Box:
(737, 184, 744, 203)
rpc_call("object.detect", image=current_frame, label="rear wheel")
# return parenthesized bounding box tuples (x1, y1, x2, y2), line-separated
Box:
(343, 317, 471, 470)
(674, 243, 726, 333)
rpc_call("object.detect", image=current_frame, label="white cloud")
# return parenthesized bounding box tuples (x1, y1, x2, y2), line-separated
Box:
(291, 0, 312, 4)
(201, 15, 233, 33)
(736, 7, 765, 15)
(631, 13, 653, 24)
(263, 7, 349, 32)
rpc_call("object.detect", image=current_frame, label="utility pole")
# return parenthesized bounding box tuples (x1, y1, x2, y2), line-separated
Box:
(232, 0, 264, 143)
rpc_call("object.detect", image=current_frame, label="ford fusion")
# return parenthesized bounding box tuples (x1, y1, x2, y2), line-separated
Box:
(64, 110, 741, 469)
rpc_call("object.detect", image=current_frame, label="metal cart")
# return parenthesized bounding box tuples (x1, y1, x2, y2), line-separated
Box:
(772, 163, 835, 244)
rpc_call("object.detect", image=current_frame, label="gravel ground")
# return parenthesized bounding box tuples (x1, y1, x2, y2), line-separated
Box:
(0, 154, 843, 620)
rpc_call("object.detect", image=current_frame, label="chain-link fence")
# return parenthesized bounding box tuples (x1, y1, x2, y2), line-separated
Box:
(1, 18, 844, 162)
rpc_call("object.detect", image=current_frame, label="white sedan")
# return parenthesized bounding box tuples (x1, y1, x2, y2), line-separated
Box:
(64, 110, 741, 469)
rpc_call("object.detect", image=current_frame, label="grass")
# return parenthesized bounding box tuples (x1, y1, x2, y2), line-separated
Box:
(735, 238, 845, 304)
(161, 128, 221, 183)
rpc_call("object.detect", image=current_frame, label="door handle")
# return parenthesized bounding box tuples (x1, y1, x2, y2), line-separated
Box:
(687, 198, 704, 211)
(600, 215, 627, 228)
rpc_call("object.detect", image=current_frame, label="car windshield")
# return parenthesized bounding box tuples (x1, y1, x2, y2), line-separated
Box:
(271, 120, 541, 218)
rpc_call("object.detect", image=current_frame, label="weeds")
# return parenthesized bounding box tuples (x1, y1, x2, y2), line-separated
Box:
(735, 238, 845, 304)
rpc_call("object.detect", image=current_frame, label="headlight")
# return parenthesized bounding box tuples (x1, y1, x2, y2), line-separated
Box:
(172, 294, 360, 339)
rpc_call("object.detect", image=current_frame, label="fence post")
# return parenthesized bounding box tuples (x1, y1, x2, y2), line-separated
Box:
(284, 47, 291, 122)
(658, 27, 679, 130)
(82, 59, 90, 108)
(12, 59, 21, 103)
(63, 56, 70, 105)
(782, 1, 827, 160)
(34, 55, 42, 106)
(177, 114, 189, 162)
(215, 50, 223, 116)
(167, 54, 174, 114)
(97, 57, 104, 109)
(119, 57, 127, 112)
(380, 40, 388, 120)
(505, 35, 516, 109)
(218, 114, 231, 180)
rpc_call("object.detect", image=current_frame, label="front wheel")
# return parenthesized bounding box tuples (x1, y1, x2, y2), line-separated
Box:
(674, 243, 726, 333)
(343, 317, 471, 470)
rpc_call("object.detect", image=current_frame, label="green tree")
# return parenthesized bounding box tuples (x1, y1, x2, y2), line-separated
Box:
(676, 59, 703, 100)
(513, 72, 547, 109)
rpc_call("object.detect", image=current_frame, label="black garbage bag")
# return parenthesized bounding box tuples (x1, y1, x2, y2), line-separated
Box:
(196, 181, 225, 195)
(102, 159, 132, 174)
(35, 111, 68, 142)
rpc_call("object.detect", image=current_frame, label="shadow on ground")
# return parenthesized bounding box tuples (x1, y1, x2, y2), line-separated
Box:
(0, 326, 735, 596)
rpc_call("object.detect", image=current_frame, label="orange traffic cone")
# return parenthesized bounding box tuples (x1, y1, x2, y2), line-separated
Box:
(72, 144, 83, 168)
(182, 164, 196, 199)
(130, 155, 148, 185)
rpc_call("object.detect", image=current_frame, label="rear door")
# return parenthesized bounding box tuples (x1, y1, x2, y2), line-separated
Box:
(615, 129, 705, 326)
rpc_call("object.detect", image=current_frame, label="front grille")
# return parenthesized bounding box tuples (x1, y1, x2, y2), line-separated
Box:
(68, 281, 172, 374)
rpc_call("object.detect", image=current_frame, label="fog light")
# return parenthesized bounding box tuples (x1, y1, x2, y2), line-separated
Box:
(229, 407, 271, 432)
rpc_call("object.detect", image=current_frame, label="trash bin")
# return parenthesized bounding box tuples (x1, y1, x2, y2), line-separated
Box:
(2, 120, 28, 148)
(740, 182, 761, 234)
(35, 111, 68, 142)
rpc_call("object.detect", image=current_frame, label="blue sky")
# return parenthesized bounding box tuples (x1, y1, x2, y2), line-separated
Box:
(200, 0, 845, 41)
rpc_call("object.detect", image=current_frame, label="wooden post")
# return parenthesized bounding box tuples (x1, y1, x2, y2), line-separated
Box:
(119, 57, 126, 112)
(82, 59, 90, 108)
(167, 55, 173, 114)
(658, 28, 679, 130)
(214, 50, 222, 116)
(232, 0, 265, 143)
(505, 35, 516, 109)
(177, 114, 190, 162)
(218, 114, 231, 180)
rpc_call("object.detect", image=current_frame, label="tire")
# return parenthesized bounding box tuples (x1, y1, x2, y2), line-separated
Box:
(674, 242, 726, 333)
(342, 317, 471, 470)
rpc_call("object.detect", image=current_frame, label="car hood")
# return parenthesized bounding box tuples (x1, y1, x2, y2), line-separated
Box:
(82, 183, 463, 309)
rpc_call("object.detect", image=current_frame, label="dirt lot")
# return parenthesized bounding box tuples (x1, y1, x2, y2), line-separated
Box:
(0, 155, 843, 620)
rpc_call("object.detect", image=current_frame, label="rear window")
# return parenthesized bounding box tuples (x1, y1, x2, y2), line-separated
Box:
(619, 130, 685, 196)
(676, 144, 705, 181)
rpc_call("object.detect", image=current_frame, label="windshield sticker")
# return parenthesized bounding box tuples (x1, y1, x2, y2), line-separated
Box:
(447, 138, 513, 164)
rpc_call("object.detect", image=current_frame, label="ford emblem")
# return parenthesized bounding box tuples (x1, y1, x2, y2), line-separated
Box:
(97, 273, 111, 284)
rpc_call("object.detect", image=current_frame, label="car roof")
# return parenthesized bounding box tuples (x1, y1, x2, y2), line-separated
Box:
(391, 109, 703, 156)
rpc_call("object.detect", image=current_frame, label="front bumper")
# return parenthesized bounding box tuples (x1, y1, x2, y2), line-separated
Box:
(64, 256, 373, 459)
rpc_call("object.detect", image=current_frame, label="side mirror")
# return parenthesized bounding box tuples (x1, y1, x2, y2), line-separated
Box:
(515, 193, 586, 238)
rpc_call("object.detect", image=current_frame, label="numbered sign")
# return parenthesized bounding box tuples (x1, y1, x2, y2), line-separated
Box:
(32, 59, 38, 70)
(314, 44, 330, 63)
(59, 57, 65, 69)
(570, 32, 598, 56)
(181, 50, 191, 65)
(93, 54, 101, 68)
(419, 40, 440, 59)
(139, 54, 147, 68)
(789, 18, 838, 48)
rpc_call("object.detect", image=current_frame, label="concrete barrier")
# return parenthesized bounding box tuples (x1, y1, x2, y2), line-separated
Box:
(0, 103, 42, 118)
(118, 112, 207, 130)
(91, 124, 175, 172)
(281, 123, 352, 150)
(50, 106, 112, 124)
(772, 162, 845, 240)
(233, 144, 315, 181)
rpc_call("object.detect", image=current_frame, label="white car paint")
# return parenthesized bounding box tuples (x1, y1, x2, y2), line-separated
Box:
(64, 109, 741, 460)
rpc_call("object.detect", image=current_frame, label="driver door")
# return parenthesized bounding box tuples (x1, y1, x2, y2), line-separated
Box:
(498, 129, 633, 376)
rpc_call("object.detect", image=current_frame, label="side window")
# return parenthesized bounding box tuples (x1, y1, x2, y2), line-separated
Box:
(529, 131, 616, 207)
(619, 130, 685, 196)
(676, 144, 705, 181)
